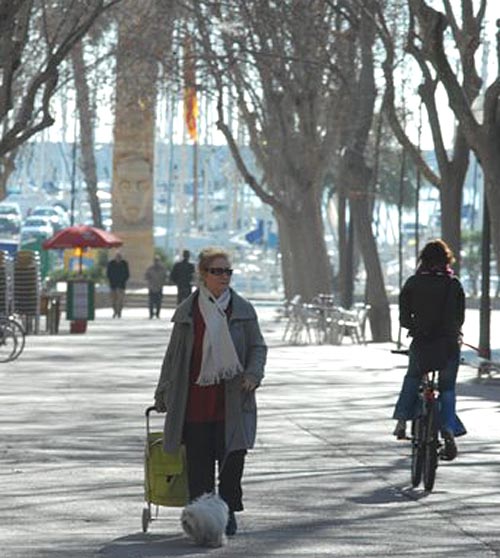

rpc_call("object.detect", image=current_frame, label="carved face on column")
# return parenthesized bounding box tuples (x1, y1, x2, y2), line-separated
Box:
(114, 155, 153, 227)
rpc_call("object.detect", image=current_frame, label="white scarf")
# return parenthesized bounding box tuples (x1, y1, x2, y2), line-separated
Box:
(197, 285, 243, 386)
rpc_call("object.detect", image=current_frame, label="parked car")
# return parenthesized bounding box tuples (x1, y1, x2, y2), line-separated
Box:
(0, 202, 22, 235)
(20, 216, 55, 244)
(31, 205, 69, 231)
(23, 215, 55, 234)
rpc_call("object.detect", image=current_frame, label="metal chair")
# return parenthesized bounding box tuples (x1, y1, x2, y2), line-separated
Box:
(338, 303, 371, 344)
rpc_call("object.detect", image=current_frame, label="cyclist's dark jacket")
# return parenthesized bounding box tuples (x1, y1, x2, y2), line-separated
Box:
(399, 271, 465, 339)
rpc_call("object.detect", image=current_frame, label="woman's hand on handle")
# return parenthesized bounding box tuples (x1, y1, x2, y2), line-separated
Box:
(241, 377, 257, 392)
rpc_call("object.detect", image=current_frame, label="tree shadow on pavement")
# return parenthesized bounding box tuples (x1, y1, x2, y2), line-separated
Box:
(99, 532, 211, 557)
(347, 484, 431, 505)
(457, 377, 500, 403)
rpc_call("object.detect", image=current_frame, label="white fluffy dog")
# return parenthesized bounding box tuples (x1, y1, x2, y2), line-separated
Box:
(181, 493, 229, 548)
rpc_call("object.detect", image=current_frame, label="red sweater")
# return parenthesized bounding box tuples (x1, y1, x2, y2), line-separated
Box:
(185, 298, 226, 422)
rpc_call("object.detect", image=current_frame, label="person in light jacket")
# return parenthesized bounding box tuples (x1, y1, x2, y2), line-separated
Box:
(154, 247, 267, 537)
(145, 255, 167, 318)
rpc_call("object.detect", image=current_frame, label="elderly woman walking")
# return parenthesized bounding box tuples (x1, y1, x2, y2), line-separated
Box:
(154, 247, 267, 536)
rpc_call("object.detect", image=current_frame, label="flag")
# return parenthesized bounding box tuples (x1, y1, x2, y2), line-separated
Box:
(183, 36, 198, 142)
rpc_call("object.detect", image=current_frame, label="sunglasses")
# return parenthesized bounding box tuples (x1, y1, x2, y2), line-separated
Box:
(206, 267, 233, 276)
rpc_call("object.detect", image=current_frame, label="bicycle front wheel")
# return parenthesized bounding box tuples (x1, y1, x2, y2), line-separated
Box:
(0, 324, 18, 363)
(423, 400, 439, 491)
(411, 418, 424, 487)
(7, 318, 25, 361)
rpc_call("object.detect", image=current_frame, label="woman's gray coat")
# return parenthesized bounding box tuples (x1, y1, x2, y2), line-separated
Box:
(154, 288, 267, 455)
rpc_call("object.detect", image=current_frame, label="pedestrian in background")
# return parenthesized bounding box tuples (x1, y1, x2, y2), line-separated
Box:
(393, 239, 466, 460)
(145, 254, 167, 319)
(106, 252, 129, 318)
(154, 247, 267, 536)
(170, 249, 195, 304)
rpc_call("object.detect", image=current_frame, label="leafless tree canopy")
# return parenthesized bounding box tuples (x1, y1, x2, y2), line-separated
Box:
(0, 0, 120, 159)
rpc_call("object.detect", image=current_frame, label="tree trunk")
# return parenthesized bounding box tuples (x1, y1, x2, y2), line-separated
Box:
(484, 166, 500, 271)
(338, 143, 392, 341)
(275, 193, 333, 302)
(439, 168, 463, 274)
(350, 194, 392, 341)
(0, 152, 16, 200)
(71, 41, 102, 229)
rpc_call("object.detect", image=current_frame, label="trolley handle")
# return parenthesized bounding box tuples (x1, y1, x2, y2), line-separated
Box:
(145, 405, 163, 436)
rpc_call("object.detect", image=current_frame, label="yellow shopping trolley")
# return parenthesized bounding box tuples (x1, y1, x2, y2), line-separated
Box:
(142, 406, 189, 532)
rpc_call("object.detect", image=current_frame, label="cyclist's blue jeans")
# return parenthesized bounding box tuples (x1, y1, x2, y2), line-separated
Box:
(393, 341, 461, 434)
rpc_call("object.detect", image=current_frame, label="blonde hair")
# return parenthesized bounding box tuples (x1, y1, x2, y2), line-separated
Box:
(197, 247, 231, 283)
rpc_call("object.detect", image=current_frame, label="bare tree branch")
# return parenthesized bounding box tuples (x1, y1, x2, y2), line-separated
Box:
(215, 92, 279, 212)
(0, 0, 122, 158)
(408, 0, 480, 136)
(374, 1, 441, 186)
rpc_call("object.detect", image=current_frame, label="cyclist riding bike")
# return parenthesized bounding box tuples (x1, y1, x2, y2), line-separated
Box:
(392, 239, 466, 461)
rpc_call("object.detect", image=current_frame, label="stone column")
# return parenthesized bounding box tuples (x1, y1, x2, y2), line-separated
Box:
(111, 5, 157, 286)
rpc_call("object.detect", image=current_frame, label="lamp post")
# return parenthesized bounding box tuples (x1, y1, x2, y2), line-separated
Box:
(479, 194, 491, 360)
(70, 116, 77, 226)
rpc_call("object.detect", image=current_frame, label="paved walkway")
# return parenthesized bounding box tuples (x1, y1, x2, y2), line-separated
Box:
(1, 303, 500, 557)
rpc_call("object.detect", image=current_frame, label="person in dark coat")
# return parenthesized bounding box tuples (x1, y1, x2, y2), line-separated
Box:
(154, 247, 267, 536)
(170, 249, 195, 304)
(393, 239, 466, 460)
(106, 252, 130, 318)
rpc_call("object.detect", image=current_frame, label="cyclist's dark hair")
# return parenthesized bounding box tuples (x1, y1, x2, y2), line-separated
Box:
(418, 239, 455, 269)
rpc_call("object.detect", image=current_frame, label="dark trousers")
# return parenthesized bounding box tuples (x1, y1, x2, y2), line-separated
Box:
(393, 341, 460, 432)
(183, 422, 246, 512)
(148, 290, 162, 317)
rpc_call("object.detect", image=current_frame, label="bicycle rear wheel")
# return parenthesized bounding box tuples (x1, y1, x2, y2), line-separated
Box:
(423, 400, 439, 491)
(411, 418, 424, 487)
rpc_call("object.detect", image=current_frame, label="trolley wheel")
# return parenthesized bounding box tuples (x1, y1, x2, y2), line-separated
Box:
(142, 507, 151, 533)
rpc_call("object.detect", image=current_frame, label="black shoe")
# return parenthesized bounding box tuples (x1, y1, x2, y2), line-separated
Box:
(440, 431, 457, 461)
(393, 419, 407, 440)
(225, 511, 237, 536)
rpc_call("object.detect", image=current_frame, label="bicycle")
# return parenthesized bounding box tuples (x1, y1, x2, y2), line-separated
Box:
(410, 370, 440, 491)
(0, 316, 26, 362)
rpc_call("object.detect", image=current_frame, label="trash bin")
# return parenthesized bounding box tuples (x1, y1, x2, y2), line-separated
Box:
(70, 319, 87, 334)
